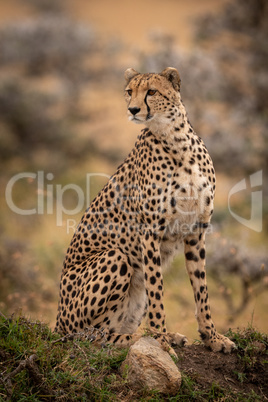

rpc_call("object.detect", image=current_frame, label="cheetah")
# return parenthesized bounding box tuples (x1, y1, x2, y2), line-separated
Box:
(55, 67, 235, 354)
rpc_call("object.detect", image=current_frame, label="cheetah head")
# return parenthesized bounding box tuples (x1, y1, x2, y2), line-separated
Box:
(124, 67, 181, 130)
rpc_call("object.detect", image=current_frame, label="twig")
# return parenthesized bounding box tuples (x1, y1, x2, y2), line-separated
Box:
(0, 311, 8, 320)
(51, 333, 75, 344)
(0, 375, 13, 400)
(3, 354, 57, 398)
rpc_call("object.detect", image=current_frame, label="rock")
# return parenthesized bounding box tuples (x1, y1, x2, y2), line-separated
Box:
(120, 337, 181, 395)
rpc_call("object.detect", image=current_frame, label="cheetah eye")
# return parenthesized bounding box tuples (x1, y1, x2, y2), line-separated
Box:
(126, 89, 132, 96)
(147, 89, 157, 96)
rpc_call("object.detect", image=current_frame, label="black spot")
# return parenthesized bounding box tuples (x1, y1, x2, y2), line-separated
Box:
(189, 239, 198, 246)
(170, 197, 176, 207)
(120, 263, 128, 276)
(184, 167, 192, 175)
(113, 335, 121, 343)
(98, 298, 105, 307)
(91, 297, 96, 306)
(111, 264, 117, 273)
(199, 222, 209, 229)
(110, 294, 120, 301)
(104, 274, 111, 283)
(150, 276, 156, 285)
(185, 252, 199, 262)
(159, 218, 165, 226)
(92, 284, 100, 293)
(101, 286, 108, 295)
(194, 270, 200, 278)
(199, 332, 207, 340)
(122, 283, 129, 292)
(200, 248, 206, 259)
(148, 250, 153, 259)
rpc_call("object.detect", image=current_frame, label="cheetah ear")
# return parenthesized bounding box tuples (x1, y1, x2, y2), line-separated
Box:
(124, 68, 139, 84)
(160, 67, 181, 91)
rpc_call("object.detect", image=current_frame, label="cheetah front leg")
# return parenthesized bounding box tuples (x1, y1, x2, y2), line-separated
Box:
(142, 232, 187, 354)
(184, 230, 236, 353)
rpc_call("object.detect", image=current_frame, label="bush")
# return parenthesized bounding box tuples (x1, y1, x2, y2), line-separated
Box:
(0, 15, 96, 76)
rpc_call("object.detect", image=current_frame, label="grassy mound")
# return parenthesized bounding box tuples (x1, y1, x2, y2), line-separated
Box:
(0, 314, 267, 401)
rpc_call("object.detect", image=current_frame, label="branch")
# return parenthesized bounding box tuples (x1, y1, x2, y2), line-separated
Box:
(0, 311, 8, 320)
(3, 354, 57, 398)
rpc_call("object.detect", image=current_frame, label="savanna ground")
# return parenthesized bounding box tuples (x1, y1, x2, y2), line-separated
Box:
(0, 314, 267, 400)
(0, 0, 267, 399)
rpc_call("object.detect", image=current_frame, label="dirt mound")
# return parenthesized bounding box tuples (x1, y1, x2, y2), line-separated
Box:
(175, 330, 268, 400)
(0, 316, 267, 400)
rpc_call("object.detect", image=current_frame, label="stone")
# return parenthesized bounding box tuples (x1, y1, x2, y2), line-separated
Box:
(120, 337, 181, 395)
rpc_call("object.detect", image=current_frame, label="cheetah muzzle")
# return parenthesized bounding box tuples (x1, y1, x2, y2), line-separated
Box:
(55, 67, 236, 355)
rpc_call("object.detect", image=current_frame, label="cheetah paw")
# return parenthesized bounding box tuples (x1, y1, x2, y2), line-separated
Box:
(166, 332, 188, 348)
(204, 333, 236, 354)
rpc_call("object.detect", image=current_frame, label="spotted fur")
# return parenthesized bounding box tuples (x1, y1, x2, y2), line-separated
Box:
(55, 67, 235, 354)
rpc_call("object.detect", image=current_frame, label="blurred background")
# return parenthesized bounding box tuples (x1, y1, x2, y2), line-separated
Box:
(0, 0, 267, 342)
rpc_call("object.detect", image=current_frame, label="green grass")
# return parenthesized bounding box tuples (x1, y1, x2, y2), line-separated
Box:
(226, 325, 268, 390)
(0, 314, 129, 401)
(0, 315, 267, 401)
(226, 326, 268, 367)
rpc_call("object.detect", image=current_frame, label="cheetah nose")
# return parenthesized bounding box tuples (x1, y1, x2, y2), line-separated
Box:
(128, 107, 141, 116)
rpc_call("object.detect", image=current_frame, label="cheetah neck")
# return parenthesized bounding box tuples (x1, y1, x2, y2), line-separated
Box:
(147, 102, 195, 153)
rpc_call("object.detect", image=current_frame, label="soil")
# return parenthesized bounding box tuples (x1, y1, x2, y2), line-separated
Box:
(175, 343, 268, 399)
